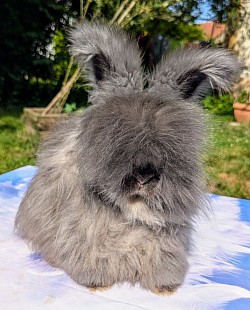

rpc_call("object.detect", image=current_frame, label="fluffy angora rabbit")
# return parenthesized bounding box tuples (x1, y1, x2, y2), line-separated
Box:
(15, 22, 239, 294)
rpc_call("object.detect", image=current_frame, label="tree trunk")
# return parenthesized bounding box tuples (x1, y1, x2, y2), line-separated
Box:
(42, 67, 80, 115)
(232, 1, 250, 98)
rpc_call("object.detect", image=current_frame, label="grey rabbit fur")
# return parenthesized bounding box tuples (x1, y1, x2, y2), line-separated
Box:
(15, 21, 239, 294)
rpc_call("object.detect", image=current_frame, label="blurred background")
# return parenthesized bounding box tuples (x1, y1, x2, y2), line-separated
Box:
(0, 0, 249, 198)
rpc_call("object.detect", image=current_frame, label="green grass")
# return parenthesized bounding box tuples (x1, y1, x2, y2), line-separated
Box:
(0, 109, 39, 174)
(0, 109, 249, 199)
(205, 115, 250, 199)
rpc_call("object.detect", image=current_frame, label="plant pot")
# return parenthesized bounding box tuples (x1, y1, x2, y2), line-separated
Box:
(233, 102, 250, 124)
(23, 108, 68, 135)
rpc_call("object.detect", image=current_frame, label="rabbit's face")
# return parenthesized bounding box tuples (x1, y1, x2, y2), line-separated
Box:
(77, 92, 204, 224)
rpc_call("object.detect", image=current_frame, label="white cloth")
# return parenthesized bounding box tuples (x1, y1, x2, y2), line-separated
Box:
(1, 166, 250, 309)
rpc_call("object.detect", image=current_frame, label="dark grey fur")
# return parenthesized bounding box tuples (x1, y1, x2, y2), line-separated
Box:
(15, 21, 239, 293)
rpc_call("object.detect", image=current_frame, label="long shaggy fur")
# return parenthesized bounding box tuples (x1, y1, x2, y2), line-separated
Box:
(68, 21, 144, 103)
(15, 21, 239, 293)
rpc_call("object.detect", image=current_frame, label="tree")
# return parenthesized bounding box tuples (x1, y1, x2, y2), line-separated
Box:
(0, 0, 79, 107)
(44, 0, 204, 114)
(208, 1, 250, 96)
(207, 1, 242, 47)
(0, 0, 203, 108)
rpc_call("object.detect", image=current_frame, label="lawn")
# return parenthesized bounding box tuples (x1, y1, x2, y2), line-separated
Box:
(0, 109, 39, 174)
(204, 115, 250, 199)
(0, 109, 249, 199)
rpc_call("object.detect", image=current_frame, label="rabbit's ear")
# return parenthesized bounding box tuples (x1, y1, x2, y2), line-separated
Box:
(69, 21, 144, 99)
(148, 48, 240, 99)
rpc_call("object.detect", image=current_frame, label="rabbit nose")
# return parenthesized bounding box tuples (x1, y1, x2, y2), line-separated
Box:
(133, 164, 160, 185)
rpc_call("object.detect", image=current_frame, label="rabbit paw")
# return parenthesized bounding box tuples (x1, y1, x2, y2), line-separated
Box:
(88, 285, 112, 292)
(151, 284, 180, 296)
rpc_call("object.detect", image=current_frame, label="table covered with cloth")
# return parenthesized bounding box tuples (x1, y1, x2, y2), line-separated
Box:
(0, 166, 250, 310)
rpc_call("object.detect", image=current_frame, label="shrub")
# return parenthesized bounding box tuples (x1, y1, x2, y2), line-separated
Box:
(201, 94, 234, 115)
(236, 90, 250, 104)
(64, 102, 77, 113)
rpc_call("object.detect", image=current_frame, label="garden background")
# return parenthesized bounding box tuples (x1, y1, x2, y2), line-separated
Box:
(0, 0, 249, 199)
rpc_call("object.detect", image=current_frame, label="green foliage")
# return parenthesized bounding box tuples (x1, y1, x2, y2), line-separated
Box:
(201, 94, 234, 115)
(236, 90, 250, 104)
(174, 23, 204, 42)
(208, 0, 242, 32)
(118, 1, 203, 40)
(0, 0, 79, 107)
(64, 102, 77, 113)
(52, 30, 71, 82)
(149, 22, 204, 42)
(0, 0, 204, 109)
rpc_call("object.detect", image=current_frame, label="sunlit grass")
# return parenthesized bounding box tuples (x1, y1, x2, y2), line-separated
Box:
(205, 115, 250, 199)
(0, 109, 39, 174)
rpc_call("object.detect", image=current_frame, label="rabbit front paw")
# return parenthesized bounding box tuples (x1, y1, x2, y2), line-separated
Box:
(151, 284, 180, 296)
(87, 285, 113, 292)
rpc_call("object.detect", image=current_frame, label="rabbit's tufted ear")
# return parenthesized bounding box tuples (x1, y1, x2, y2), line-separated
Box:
(148, 48, 240, 99)
(69, 21, 144, 100)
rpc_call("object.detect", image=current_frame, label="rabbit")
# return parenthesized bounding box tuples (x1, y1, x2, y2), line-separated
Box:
(15, 21, 239, 295)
